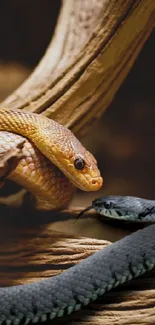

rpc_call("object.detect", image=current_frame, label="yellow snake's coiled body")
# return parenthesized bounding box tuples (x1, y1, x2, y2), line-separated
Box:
(0, 109, 102, 210)
(0, 132, 74, 210)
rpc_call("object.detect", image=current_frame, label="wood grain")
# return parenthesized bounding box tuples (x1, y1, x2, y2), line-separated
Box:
(2, 0, 155, 136)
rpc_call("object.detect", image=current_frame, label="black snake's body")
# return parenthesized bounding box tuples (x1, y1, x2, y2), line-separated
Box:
(0, 196, 155, 324)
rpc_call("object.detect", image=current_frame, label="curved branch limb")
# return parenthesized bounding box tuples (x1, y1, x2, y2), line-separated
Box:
(1, 0, 155, 136)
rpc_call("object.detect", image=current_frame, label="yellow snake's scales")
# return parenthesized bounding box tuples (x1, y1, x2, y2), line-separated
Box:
(0, 109, 103, 210)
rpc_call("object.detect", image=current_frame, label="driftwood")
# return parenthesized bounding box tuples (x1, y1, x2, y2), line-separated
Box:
(2, 0, 155, 135)
(0, 0, 155, 324)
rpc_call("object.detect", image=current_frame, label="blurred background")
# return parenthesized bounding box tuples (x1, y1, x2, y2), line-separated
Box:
(0, 1, 154, 239)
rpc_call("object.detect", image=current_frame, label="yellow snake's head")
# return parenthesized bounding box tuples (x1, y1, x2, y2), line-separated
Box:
(51, 126, 103, 191)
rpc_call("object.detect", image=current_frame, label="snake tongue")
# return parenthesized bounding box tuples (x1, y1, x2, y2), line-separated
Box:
(77, 206, 93, 219)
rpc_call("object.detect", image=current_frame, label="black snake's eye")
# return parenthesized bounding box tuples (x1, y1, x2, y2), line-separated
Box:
(74, 158, 85, 170)
(104, 202, 112, 209)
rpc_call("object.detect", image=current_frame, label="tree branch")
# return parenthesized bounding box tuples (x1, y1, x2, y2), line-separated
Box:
(2, 0, 155, 136)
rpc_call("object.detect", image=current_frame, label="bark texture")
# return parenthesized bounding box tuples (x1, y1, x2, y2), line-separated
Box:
(2, 0, 155, 135)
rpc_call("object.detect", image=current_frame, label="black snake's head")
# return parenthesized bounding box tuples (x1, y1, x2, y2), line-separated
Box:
(92, 195, 154, 220)
(78, 195, 155, 221)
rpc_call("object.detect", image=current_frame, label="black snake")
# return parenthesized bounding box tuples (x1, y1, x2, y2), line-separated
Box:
(0, 196, 155, 324)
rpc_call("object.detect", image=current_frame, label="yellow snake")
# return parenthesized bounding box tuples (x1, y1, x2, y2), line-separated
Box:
(0, 109, 103, 210)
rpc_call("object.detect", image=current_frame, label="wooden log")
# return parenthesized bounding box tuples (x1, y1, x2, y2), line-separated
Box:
(2, 0, 155, 136)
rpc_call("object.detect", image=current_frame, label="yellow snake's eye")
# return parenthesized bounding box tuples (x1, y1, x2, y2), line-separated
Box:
(74, 158, 85, 170)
